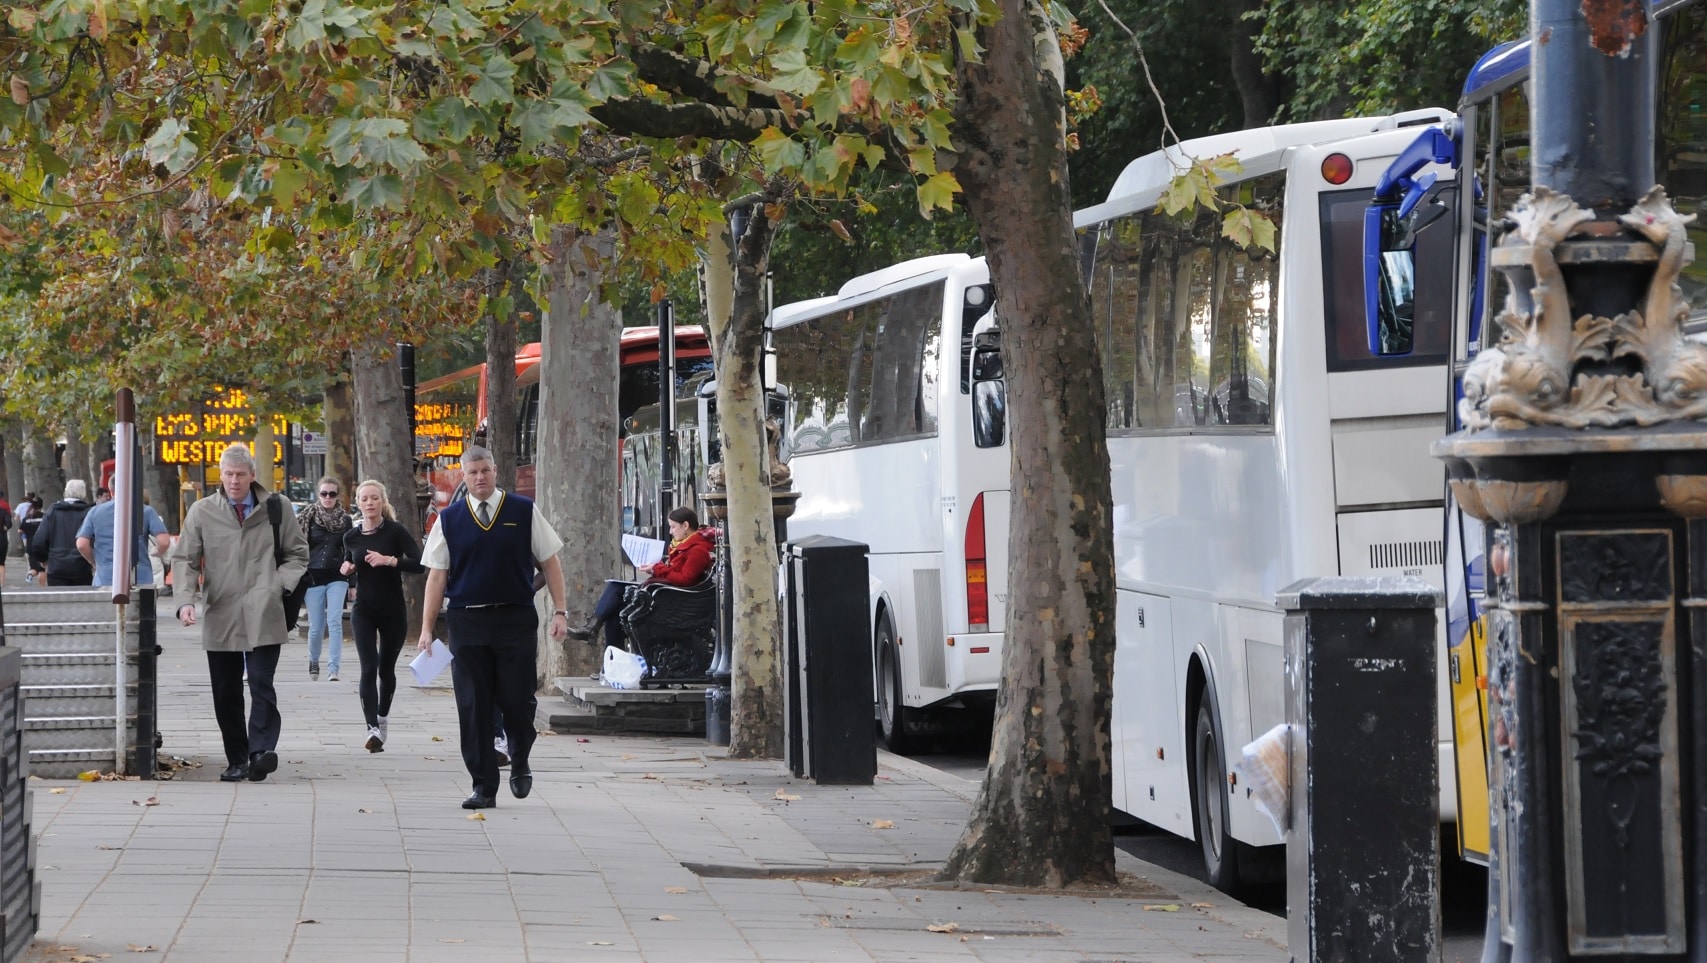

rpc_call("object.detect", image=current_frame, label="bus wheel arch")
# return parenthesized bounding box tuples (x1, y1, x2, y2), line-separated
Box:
(874, 604, 920, 754)
(1185, 656, 1243, 892)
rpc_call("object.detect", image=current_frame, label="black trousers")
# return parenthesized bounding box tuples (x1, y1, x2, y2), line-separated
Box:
(592, 580, 634, 650)
(351, 604, 407, 729)
(207, 643, 282, 767)
(446, 606, 538, 797)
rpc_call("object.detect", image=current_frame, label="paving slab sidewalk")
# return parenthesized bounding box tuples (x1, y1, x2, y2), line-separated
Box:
(14, 593, 1284, 962)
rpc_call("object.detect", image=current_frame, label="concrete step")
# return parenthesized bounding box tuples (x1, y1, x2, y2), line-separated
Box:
(27, 746, 128, 778)
(1, 588, 135, 625)
(20, 655, 135, 687)
(3, 623, 135, 656)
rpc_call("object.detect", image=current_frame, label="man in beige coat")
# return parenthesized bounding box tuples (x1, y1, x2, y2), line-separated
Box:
(173, 443, 309, 782)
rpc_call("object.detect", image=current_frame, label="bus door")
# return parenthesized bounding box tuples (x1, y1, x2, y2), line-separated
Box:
(1367, 117, 1493, 863)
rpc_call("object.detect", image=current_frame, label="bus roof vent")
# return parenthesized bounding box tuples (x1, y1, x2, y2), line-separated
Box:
(837, 253, 971, 299)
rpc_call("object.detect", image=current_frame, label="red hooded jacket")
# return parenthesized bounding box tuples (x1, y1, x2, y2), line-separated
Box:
(646, 527, 716, 587)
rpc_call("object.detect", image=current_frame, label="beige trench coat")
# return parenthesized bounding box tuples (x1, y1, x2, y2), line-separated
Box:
(172, 484, 309, 653)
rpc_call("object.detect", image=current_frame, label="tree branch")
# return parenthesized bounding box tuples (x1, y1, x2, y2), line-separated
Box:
(629, 44, 783, 112)
(591, 97, 788, 142)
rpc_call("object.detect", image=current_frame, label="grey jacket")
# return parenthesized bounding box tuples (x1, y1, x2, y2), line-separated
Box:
(172, 483, 309, 652)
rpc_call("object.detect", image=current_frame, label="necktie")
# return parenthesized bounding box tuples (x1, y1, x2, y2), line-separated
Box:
(235, 502, 247, 523)
(478, 501, 491, 526)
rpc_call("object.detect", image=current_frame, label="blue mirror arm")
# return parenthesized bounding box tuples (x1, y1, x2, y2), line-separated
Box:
(1398, 171, 1439, 219)
(1372, 124, 1460, 202)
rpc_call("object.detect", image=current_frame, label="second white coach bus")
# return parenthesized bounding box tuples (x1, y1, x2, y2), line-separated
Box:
(773, 107, 1461, 888)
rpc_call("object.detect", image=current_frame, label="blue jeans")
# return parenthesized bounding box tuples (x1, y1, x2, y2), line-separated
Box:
(305, 580, 349, 673)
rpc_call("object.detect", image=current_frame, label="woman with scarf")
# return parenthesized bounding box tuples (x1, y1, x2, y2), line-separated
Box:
(300, 476, 353, 680)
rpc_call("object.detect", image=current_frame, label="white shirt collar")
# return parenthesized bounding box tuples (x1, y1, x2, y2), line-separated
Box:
(468, 490, 505, 515)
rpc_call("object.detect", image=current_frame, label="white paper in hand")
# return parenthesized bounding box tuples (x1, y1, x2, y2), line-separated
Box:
(621, 533, 667, 568)
(410, 638, 454, 686)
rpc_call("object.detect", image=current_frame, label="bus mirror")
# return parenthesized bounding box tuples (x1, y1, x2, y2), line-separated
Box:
(762, 348, 777, 392)
(1364, 202, 1419, 356)
(971, 343, 1005, 448)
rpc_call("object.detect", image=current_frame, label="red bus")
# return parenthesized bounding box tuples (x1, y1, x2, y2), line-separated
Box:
(416, 327, 714, 531)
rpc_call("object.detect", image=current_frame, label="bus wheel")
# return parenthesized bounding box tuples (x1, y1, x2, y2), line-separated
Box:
(1192, 700, 1242, 892)
(875, 614, 918, 754)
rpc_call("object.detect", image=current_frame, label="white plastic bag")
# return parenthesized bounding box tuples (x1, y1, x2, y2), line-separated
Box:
(1239, 723, 1293, 836)
(602, 645, 647, 690)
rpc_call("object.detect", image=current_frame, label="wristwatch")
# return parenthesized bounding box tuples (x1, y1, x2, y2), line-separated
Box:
(552, 610, 568, 617)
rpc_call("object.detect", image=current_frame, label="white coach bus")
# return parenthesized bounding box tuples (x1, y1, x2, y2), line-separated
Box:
(1078, 109, 1459, 888)
(773, 108, 1461, 888)
(770, 255, 1005, 753)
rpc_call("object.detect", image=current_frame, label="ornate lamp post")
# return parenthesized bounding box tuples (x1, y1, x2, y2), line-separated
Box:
(1434, 2, 1704, 958)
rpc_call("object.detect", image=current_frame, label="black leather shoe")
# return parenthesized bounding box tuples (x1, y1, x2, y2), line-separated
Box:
(248, 750, 278, 782)
(509, 771, 533, 799)
(218, 764, 249, 782)
(566, 619, 600, 642)
(461, 793, 497, 810)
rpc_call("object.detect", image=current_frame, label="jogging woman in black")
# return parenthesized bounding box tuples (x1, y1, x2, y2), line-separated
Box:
(340, 480, 423, 752)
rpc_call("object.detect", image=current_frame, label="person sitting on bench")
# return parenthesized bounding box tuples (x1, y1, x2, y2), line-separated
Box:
(568, 506, 715, 651)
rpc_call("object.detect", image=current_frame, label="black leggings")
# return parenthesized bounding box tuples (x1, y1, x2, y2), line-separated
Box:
(351, 604, 408, 728)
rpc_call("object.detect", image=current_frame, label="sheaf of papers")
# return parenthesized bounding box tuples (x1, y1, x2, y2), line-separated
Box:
(410, 638, 454, 686)
(621, 533, 667, 568)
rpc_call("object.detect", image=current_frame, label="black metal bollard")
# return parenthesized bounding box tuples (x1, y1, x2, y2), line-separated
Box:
(1280, 576, 1441, 963)
(134, 588, 157, 778)
(783, 536, 875, 785)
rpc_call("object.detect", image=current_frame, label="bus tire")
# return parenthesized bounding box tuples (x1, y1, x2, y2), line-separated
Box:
(1192, 699, 1242, 892)
(875, 614, 919, 754)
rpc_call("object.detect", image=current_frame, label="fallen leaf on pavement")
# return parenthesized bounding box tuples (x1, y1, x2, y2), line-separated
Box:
(621, 754, 637, 761)
(466, 812, 485, 821)
(651, 915, 678, 921)
(298, 919, 319, 925)
(663, 887, 688, 894)
(586, 941, 613, 946)
(431, 736, 444, 742)
(1145, 904, 1181, 912)
(357, 809, 372, 814)
(1191, 902, 1214, 909)
(422, 756, 439, 761)
(927, 922, 960, 933)
(576, 737, 591, 743)
(773, 789, 800, 801)
(642, 773, 658, 780)
(49, 788, 66, 795)
(438, 938, 465, 944)
(126, 944, 157, 952)
(133, 797, 157, 807)
(77, 771, 100, 782)
(870, 819, 894, 829)
(97, 845, 121, 851)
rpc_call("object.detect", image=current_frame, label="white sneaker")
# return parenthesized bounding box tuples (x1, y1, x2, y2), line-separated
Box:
(377, 716, 388, 743)
(364, 727, 384, 753)
(494, 736, 510, 767)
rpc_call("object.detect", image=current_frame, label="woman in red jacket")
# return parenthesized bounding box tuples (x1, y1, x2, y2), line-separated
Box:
(568, 506, 715, 650)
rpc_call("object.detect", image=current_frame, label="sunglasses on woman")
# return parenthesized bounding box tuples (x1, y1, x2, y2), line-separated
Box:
(320, 491, 339, 498)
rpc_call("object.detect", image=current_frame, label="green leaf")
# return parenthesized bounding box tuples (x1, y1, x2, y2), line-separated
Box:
(584, 61, 633, 102)
(917, 171, 960, 216)
(143, 119, 198, 175)
(354, 118, 428, 170)
(269, 161, 309, 210)
(955, 26, 983, 64)
(615, 176, 660, 225)
(468, 53, 517, 106)
(769, 49, 822, 97)
(343, 172, 405, 210)
(836, 28, 882, 72)
(754, 127, 806, 173)
(918, 109, 954, 151)
(416, 97, 481, 145)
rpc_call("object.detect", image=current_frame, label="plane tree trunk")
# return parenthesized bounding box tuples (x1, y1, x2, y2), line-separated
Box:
(485, 262, 520, 492)
(939, 0, 1117, 887)
(324, 375, 358, 499)
(352, 340, 427, 637)
(536, 224, 624, 684)
(715, 186, 790, 760)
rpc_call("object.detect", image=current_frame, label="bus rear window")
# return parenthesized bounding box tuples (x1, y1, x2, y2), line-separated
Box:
(1320, 188, 1452, 371)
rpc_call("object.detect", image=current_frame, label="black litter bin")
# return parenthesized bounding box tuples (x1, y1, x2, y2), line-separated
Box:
(784, 535, 876, 785)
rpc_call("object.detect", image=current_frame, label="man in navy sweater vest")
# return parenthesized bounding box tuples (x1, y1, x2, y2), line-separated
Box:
(418, 445, 570, 809)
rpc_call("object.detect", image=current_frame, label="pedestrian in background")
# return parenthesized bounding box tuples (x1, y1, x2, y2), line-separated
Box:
(416, 445, 569, 810)
(340, 479, 422, 753)
(0, 489, 12, 584)
(300, 476, 352, 681)
(172, 443, 308, 783)
(18, 494, 42, 582)
(76, 489, 171, 588)
(31, 480, 95, 586)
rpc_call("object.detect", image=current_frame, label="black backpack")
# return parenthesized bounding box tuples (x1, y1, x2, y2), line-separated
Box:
(266, 494, 310, 631)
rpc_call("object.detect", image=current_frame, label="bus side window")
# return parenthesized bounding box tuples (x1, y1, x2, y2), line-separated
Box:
(971, 337, 1006, 448)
